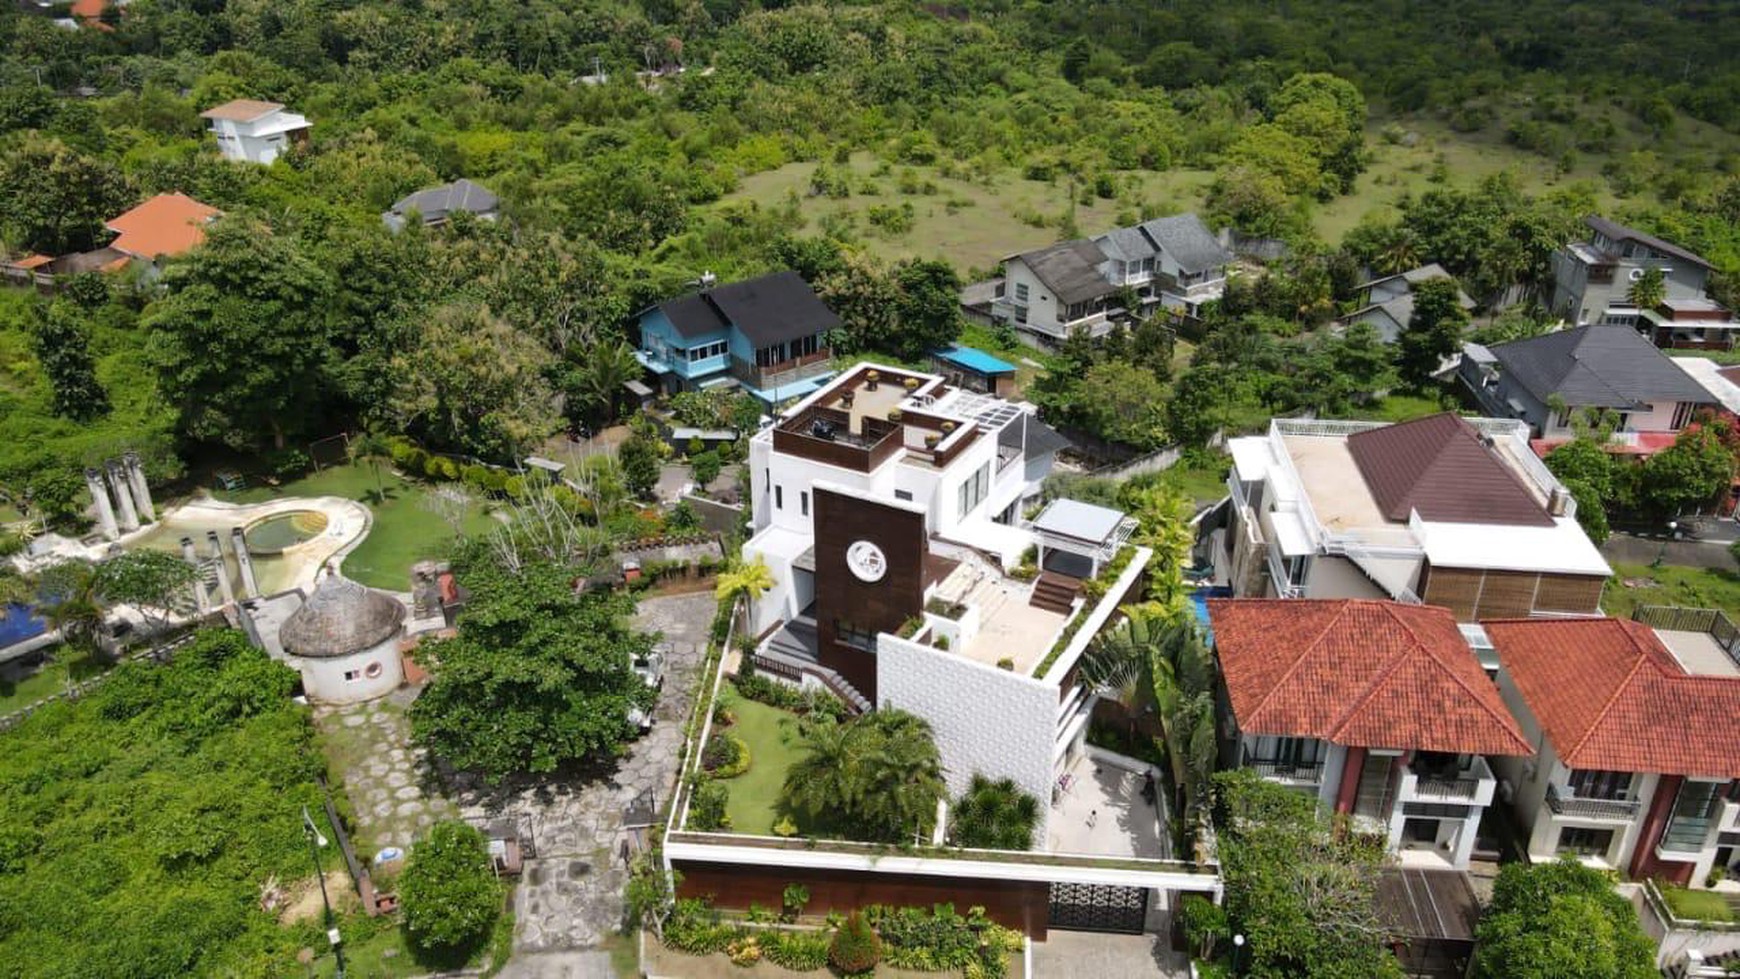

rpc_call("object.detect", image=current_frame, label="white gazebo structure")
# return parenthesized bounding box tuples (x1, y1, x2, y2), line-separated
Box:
(278, 573, 406, 705)
(1030, 499, 1137, 579)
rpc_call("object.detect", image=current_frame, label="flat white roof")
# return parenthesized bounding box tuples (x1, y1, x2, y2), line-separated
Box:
(1228, 436, 1272, 482)
(1418, 518, 1611, 577)
(745, 524, 812, 562)
(1672, 356, 1740, 414)
(1269, 510, 1313, 557)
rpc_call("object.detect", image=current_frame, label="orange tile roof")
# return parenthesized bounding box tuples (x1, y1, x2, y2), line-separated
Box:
(104, 193, 220, 260)
(1486, 617, 1740, 777)
(7, 254, 53, 270)
(199, 99, 284, 123)
(1209, 599, 1533, 756)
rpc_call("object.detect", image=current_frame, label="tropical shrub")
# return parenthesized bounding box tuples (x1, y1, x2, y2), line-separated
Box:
(829, 911, 882, 974)
(689, 781, 731, 831)
(664, 899, 737, 955)
(949, 775, 1040, 850)
(782, 710, 945, 842)
(764, 929, 829, 970)
(701, 732, 751, 779)
(399, 821, 504, 959)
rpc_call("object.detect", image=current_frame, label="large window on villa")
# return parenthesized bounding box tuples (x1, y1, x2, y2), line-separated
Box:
(1557, 826, 1614, 859)
(1661, 780, 1725, 852)
(1014, 282, 1029, 303)
(956, 463, 990, 518)
(835, 620, 877, 652)
(1567, 769, 1633, 801)
(685, 340, 728, 362)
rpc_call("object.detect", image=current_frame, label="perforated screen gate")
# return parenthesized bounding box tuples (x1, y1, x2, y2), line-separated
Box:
(1047, 882, 1149, 934)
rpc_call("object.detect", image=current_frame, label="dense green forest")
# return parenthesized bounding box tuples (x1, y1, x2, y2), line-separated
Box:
(2, 0, 1740, 523)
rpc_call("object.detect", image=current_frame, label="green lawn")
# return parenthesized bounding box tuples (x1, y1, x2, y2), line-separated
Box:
(1338, 393, 1453, 424)
(0, 647, 110, 715)
(215, 462, 500, 590)
(714, 692, 805, 837)
(1602, 563, 1740, 620)
(1161, 454, 1232, 507)
(1658, 883, 1736, 923)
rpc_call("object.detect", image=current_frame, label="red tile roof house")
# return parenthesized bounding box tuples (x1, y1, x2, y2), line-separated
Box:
(1487, 616, 1740, 889)
(1209, 598, 1533, 870)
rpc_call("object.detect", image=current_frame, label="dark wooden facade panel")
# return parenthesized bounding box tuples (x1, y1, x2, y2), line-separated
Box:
(813, 487, 928, 702)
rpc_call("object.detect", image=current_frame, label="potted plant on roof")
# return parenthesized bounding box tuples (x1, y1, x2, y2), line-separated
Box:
(903, 377, 920, 391)
(866, 370, 880, 391)
(924, 432, 940, 449)
(887, 408, 902, 422)
(940, 421, 956, 433)
(840, 389, 855, 408)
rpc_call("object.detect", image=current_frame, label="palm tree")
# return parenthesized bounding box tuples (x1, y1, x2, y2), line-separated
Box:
(1079, 613, 1162, 737)
(577, 341, 641, 425)
(1375, 229, 1421, 276)
(714, 556, 775, 630)
(782, 709, 945, 843)
(1628, 267, 1667, 312)
(949, 774, 1041, 850)
(35, 560, 106, 657)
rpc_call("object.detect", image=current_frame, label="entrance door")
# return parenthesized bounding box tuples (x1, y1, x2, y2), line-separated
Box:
(1048, 882, 1149, 934)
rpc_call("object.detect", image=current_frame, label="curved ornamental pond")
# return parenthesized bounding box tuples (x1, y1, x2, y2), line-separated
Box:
(242, 511, 330, 555)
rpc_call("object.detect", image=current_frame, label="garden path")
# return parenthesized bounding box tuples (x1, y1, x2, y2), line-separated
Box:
(454, 591, 711, 957)
(313, 688, 459, 856)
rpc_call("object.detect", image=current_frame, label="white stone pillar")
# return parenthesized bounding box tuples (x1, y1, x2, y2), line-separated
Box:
(231, 528, 259, 598)
(182, 537, 210, 613)
(124, 452, 155, 523)
(107, 462, 139, 533)
(85, 467, 118, 540)
(207, 531, 235, 606)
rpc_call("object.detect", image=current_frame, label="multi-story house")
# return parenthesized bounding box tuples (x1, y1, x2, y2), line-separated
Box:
(1340, 264, 1476, 344)
(992, 213, 1232, 345)
(381, 179, 500, 232)
(1551, 216, 1713, 328)
(634, 271, 841, 407)
(1210, 598, 1532, 869)
(1206, 412, 1610, 626)
(1487, 611, 1740, 888)
(199, 99, 312, 165)
(1461, 325, 1714, 443)
(742, 362, 1142, 819)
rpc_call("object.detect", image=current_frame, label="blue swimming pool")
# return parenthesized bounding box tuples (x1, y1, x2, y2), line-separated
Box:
(0, 602, 46, 648)
(1189, 586, 1231, 644)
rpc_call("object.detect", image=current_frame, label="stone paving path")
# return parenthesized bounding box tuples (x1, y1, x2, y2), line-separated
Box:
(313, 686, 458, 856)
(453, 591, 713, 955)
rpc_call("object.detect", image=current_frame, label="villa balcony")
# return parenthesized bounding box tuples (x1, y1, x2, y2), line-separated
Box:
(730, 349, 833, 394)
(1722, 799, 1740, 835)
(1400, 755, 1495, 807)
(1249, 758, 1325, 786)
(1545, 783, 1642, 822)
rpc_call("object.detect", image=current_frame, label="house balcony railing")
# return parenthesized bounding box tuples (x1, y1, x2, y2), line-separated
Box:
(1265, 546, 1303, 599)
(1249, 759, 1324, 785)
(1545, 783, 1641, 821)
(1400, 756, 1495, 806)
(730, 349, 833, 394)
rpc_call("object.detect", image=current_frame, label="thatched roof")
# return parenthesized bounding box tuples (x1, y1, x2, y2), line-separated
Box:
(279, 574, 405, 659)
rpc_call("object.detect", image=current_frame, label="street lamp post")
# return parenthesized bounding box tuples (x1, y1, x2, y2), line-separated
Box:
(1231, 933, 1247, 974)
(1652, 520, 1679, 567)
(302, 806, 346, 979)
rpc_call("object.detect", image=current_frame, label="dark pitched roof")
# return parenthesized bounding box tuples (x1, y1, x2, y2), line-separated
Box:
(1014, 240, 1117, 305)
(1486, 617, 1740, 777)
(658, 292, 729, 339)
(1094, 225, 1156, 263)
(1347, 413, 1555, 527)
(998, 412, 1071, 460)
(388, 179, 498, 221)
(1139, 214, 1232, 274)
(647, 271, 840, 345)
(1585, 215, 1711, 270)
(1209, 599, 1533, 756)
(1488, 326, 1714, 409)
(701, 271, 841, 347)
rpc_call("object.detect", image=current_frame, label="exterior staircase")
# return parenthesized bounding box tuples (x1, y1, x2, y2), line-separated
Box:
(749, 616, 872, 714)
(1029, 571, 1081, 614)
(1664, 948, 1740, 978)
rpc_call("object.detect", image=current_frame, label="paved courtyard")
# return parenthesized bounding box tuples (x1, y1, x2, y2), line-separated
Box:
(454, 591, 712, 956)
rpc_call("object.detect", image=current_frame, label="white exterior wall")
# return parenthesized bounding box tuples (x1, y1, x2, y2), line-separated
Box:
(297, 637, 403, 705)
(207, 111, 309, 165)
(877, 633, 1059, 846)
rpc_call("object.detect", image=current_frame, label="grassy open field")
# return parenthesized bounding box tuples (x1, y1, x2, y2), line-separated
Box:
(1601, 563, 1740, 620)
(215, 462, 500, 590)
(714, 691, 804, 836)
(720, 152, 1213, 275)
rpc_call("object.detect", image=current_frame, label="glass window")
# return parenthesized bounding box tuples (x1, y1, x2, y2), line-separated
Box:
(686, 341, 727, 362)
(894, 490, 913, 501)
(800, 491, 809, 517)
(956, 463, 990, 517)
(835, 620, 877, 652)
(1568, 769, 1633, 800)
(1014, 283, 1029, 303)
(1557, 826, 1614, 858)
(774, 485, 783, 510)
(1662, 780, 1723, 852)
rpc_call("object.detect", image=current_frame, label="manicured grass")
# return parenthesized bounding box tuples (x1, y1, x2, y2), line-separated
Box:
(719, 153, 1213, 275)
(1161, 455, 1232, 507)
(215, 462, 499, 590)
(307, 906, 515, 978)
(1658, 883, 1736, 923)
(713, 692, 804, 836)
(1337, 393, 1453, 424)
(1602, 563, 1740, 619)
(0, 648, 110, 715)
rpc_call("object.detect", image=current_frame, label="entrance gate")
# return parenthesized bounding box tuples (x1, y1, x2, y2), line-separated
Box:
(1047, 881, 1149, 934)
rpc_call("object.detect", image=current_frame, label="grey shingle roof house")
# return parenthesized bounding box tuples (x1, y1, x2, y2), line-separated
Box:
(1016, 240, 1119, 305)
(383, 179, 500, 231)
(1137, 214, 1232, 275)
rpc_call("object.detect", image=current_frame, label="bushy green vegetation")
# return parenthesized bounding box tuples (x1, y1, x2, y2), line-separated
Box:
(398, 820, 504, 964)
(1473, 859, 1655, 979)
(1601, 564, 1740, 621)
(0, 629, 340, 976)
(781, 709, 945, 843)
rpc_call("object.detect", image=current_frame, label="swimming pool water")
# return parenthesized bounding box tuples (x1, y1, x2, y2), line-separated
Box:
(1189, 586, 1231, 643)
(0, 602, 46, 648)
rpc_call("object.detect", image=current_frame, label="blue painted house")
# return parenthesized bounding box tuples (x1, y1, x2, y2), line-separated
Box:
(635, 271, 842, 406)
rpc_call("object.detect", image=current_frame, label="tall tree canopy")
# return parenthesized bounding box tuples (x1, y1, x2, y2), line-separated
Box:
(1472, 858, 1655, 979)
